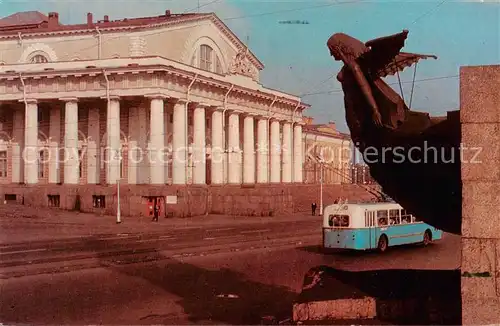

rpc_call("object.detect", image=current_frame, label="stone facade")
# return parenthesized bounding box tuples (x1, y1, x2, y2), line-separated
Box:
(302, 119, 351, 184)
(0, 183, 377, 218)
(0, 10, 312, 190)
(460, 64, 500, 324)
(0, 10, 364, 218)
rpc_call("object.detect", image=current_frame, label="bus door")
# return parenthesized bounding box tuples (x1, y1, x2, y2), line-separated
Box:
(365, 211, 376, 249)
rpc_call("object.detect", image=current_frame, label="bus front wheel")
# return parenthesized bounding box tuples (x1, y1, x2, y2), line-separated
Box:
(377, 235, 388, 253)
(423, 230, 432, 246)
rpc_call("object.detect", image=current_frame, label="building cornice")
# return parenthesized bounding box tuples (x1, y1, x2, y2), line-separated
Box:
(0, 56, 308, 110)
(0, 13, 265, 71)
(303, 128, 351, 141)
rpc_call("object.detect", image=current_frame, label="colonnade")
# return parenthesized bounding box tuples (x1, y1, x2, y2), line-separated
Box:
(13, 95, 304, 185)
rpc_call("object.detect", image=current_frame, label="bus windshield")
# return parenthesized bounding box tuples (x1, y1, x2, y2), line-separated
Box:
(328, 214, 349, 227)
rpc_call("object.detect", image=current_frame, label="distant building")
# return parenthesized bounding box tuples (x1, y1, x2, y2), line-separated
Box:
(302, 118, 352, 184)
(349, 163, 375, 185)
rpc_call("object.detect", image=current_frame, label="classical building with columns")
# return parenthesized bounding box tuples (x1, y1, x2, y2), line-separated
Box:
(0, 10, 309, 192)
(302, 117, 352, 185)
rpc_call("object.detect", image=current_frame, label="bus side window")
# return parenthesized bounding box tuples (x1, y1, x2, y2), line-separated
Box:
(366, 211, 374, 227)
(401, 210, 412, 224)
(377, 210, 388, 226)
(389, 209, 400, 225)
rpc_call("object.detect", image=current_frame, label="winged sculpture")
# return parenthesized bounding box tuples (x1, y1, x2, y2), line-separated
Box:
(327, 30, 461, 235)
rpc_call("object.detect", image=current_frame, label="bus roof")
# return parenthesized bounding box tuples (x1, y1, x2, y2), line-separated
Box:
(327, 202, 404, 211)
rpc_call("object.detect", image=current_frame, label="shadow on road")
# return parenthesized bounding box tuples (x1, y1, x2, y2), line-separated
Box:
(89, 244, 297, 324)
(298, 242, 429, 256)
(298, 265, 461, 325)
(80, 236, 460, 325)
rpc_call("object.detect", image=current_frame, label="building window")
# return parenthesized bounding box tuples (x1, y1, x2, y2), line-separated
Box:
(4, 194, 16, 202)
(120, 155, 124, 179)
(78, 150, 83, 178)
(38, 150, 45, 178)
(30, 54, 49, 63)
(200, 44, 213, 71)
(92, 195, 105, 208)
(38, 108, 49, 122)
(0, 151, 7, 177)
(191, 44, 224, 74)
(48, 195, 60, 208)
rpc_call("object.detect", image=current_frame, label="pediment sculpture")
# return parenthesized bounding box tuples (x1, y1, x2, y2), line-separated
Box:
(229, 49, 257, 79)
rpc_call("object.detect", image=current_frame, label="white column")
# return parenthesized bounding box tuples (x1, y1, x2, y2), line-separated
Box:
(172, 99, 187, 184)
(11, 108, 24, 183)
(227, 110, 241, 184)
(243, 114, 255, 184)
(163, 107, 170, 183)
(127, 106, 138, 185)
(138, 106, 149, 184)
(62, 98, 79, 184)
(87, 107, 100, 184)
(148, 96, 165, 184)
(192, 104, 206, 185)
(106, 96, 121, 184)
(281, 122, 292, 183)
(211, 108, 224, 185)
(256, 117, 269, 183)
(48, 106, 61, 184)
(293, 124, 303, 183)
(24, 99, 38, 184)
(269, 119, 280, 183)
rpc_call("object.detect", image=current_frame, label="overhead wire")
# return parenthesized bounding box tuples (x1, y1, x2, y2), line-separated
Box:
(292, 0, 451, 100)
(0, 72, 460, 140)
(0, 0, 458, 160)
(183, 0, 222, 14)
(0, 0, 364, 58)
(300, 74, 459, 97)
(0, 0, 368, 138)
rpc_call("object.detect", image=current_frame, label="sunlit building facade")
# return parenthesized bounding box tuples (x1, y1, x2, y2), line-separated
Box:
(0, 10, 310, 188)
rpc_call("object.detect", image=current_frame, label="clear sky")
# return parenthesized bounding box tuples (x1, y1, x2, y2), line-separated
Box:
(1, 0, 498, 132)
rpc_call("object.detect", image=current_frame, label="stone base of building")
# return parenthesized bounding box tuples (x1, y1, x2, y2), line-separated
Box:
(0, 183, 378, 219)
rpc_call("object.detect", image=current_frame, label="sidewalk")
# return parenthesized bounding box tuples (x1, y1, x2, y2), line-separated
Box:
(0, 203, 320, 244)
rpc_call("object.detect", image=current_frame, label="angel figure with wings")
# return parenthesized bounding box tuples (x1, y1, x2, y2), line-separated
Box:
(327, 30, 437, 146)
(326, 30, 462, 235)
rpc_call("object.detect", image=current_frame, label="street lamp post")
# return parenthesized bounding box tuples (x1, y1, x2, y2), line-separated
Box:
(116, 177, 121, 223)
(116, 149, 121, 224)
(320, 161, 323, 215)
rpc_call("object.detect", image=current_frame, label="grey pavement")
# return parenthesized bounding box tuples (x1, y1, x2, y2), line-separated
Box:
(0, 203, 460, 325)
(0, 233, 460, 325)
(0, 203, 318, 244)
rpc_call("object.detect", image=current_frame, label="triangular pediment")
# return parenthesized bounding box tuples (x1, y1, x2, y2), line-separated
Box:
(204, 14, 264, 70)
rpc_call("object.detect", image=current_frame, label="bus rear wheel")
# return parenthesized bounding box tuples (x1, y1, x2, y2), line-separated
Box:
(378, 235, 388, 253)
(423, 230, 432, 246)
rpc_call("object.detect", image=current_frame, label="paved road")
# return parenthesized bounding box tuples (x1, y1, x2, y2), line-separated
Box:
(0, 217, 460, 325)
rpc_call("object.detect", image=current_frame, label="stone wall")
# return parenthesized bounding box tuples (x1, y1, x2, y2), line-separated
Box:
(0, 183, 378, 219)
(460, 65, 500, 324)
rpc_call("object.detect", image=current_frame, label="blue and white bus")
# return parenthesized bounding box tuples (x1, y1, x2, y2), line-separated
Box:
(322, 202, 443, 252)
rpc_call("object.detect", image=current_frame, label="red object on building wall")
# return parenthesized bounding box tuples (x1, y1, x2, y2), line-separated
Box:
(146, 198, 154, 217)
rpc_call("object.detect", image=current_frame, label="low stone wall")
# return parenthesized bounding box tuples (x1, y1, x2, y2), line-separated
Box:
(293, 266, 461, 324)
(0, 183, 378, 219)
(460, 65, 500, 324)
